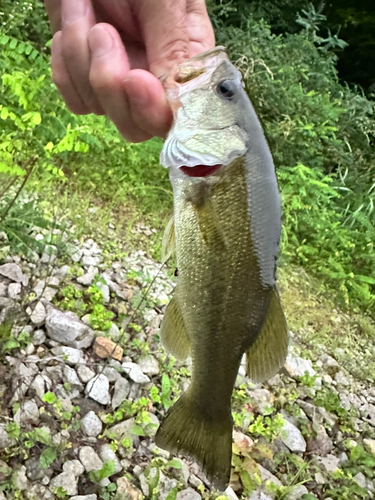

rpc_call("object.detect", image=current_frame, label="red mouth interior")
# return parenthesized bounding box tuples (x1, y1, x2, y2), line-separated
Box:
(180, 164, 221, 177)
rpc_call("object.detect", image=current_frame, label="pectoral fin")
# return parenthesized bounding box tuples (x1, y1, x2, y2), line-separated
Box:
(160, 292, 190, 360)
(161, 216, 175, 263)
(246, 287, 288, 383)
(194, 199, 227, 251)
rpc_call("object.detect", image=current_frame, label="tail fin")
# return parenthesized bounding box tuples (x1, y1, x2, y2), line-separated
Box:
(155, 390, 232, 491)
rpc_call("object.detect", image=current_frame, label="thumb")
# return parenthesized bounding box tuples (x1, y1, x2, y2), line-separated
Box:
(136, 0, 189, 78)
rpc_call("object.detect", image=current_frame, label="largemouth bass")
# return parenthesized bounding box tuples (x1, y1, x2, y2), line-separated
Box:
(155, 47, 288, 490)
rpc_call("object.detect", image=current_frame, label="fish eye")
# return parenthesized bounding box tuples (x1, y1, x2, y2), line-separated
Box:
(216, 80, 236, 98)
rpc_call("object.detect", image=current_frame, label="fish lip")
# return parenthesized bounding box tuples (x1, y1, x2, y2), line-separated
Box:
(180, 164, 222, 177)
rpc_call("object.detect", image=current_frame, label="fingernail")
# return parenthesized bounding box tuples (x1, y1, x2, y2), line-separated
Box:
(62, 0, 87, 24)
(89, 25, 114, 58)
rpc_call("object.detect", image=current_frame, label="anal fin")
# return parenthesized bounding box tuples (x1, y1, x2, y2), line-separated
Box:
(246, 287, 288, 383)
(160, 292, 190, 360)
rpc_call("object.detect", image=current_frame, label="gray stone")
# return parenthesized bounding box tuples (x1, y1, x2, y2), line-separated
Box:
(0, 282, 7, 296)
(0, 423, 15, 448)
(284, 354, 316, 378)
(224, 487, 239, 500)
(79, 446, 103, 472)
(82, 255, 101, 268)
(257, 463, 282, 489)
(30, 374, 46, 399)
(318, 454, 340, 473)
(14, 399, 39, 426)
(86, 374, 111, 405)
(98, 443, 122, 474)
(112, 377, 130, 409)
(138, 355, 160, 376)
(62, 460, 85, 476)
(361, 403, 375, 426)
(315, 472, 326, 484)
(41, 245, 57, 264)
(27, 301, 47, 327)
(80, 411, 103, 437)
(0, 263, 28, 284)
(25, 457, 53, 481)
(107, 418, 135, 442)
(77, 266, 98, 286)
(353, 472, 367, 489)
(63, 366, 84, 390)
(14, 466, 28, 490)
(96, 282, 110, 302)
(49, 472, 78, 496)
(319, 354, 340, 375)
(248, 493, 273, 500)
(334, 371, 349, 386)
(280, 419, 306, 452)
(121, 362, 150, 384)
(250, 388, 274, 414)
(51, 346, 83, 365)
(108, 323, 120, 340)
(102, 366, 121, 382)
(70, 496, 97, 500)
(76, 364, 96, 383)
(284, 485, 308, 500)
(8, 282, 21, 299)
(32, 329, 46, 345)
(176, 488, 201, 500)
(26, 483, 54, 500)
(306, 424, 333, 456)
(46, 308, 94, 346)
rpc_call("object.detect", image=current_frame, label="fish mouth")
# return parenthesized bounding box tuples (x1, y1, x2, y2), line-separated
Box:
(180, 165, 222, 177)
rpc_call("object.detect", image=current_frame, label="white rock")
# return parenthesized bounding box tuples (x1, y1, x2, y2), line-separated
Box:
(77, 266, 98, 286)
(8, 282, 21, 299)
(0, 423, 15, 448)
(96, 282, 110, 302)
(85, 374, 111, 405)
(14, 466, 28, 490)
(108, 323, 120, 340)
(27, 301, 47, 327)
(112, 377, 130, 409)
(30, 374, 46, 399)
(121, 362, 150, 384)
(334, 371, 349, 386)
(98, 443, 122, 474)
(63, 460, 85, 477)
(70, 496, 97, 500)
(107, 418, 135, 441)
(257, 463, 282, 488)
(176, 488, 201, 500)
(138, 355, 160, 376)
(0, 263, 28, 284)
(280, 419, 306, 452)
(284, 485, 308, 500)
(248, 493, 273, 500)
(41, 245, 57, 264)
(46, 308, 93, 345)
(353, 472, 367, 489)
(63, 366, 84, 390)
(14, 399, 39, 425)
(49, 472, 78, 496)
(0, 282, 7, 296)
(318, 454, 341, 473)
(82, 255, 101, 268)
(102, 366, 121, 383)
(32, 329, 46, 345)
(76, 364, 95, 383)
(80, 411, 103, 437)
(284, 354, 316, 378)
(319, 354, 340, 375)
(51, 346, 83, 365)
(79, 446, 103, 472)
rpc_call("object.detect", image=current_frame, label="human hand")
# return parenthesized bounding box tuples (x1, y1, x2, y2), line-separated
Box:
(44, 0, 215, 142)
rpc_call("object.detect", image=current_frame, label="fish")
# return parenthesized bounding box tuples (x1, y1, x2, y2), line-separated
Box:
(155, 47, 288, 490)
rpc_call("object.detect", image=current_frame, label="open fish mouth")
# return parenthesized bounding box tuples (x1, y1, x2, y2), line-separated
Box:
(180, 164, 222, 177)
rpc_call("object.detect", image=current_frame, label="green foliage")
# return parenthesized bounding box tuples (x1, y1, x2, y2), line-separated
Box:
(248, 413, 286, 442)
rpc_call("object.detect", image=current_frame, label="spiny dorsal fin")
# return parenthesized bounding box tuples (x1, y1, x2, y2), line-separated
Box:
(160, 292, 190, 360)
(246, 287, 288, 383)
(161, 216, 175, 263)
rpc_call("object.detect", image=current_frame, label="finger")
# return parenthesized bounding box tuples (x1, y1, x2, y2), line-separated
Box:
(136, 0, 190, 78)
(51, 31, 90, 114)
(123, 70, 173, 138)
(61, 0, 104, 114)
(186, 0, 216, 56)
(44, 0, 62, 34)
(88, 24, 152, 143)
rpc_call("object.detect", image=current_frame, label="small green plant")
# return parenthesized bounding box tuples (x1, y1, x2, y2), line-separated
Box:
(248, 413, 286, 442)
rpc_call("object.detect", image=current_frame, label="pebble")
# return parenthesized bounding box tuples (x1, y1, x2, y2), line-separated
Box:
(30, 374, 46, 399)
(353, 472, 367, 489)
(51, 346, 83, 365)
(86, 374, 111, 405)
(318, 454, 341, 473)
(27, 301, 47, 327)
(93, 336, 123, 361)
(138, 355, 160, 376)
(121, 362, 150, 384)
(283, 354, 316, 378)
(26, 483, 54, 500)
(103, 366, 121, 382)
(14, 399, 39, 426)
(112, 377, 130, 409)
(8, 282, 21, 299)
(0, 263, 28, 284)
(334, 371, 350, 386)
(306, 424, 333, 456)
(116, 477, 142, 500)
(46, 308, 93, 346)
(0, 424, 15, 449)
(280, 419, 306, 452)
(49, 472, 78, 496)
(32, 329, 46, 345)
(96, 281, 110, 302)
(76, 364, 96, 383)
(79, 446, 103, 472)
(70, 496, 97, 500)
(364, 438, 375, 455)
(80, 410, 103, 437)
(62, 460, 85, 476)
(176, 488, 202, 500)
(77, 266, 98, 286)
(63, 366, 84, 390)
(248, 491, 274, 500)
(14, 466, 28, 490)
(107, 418, 136, 442)
(319, 354, 340, 375)
(284, 485, 308, 500)
(98, 443, 123, 474)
